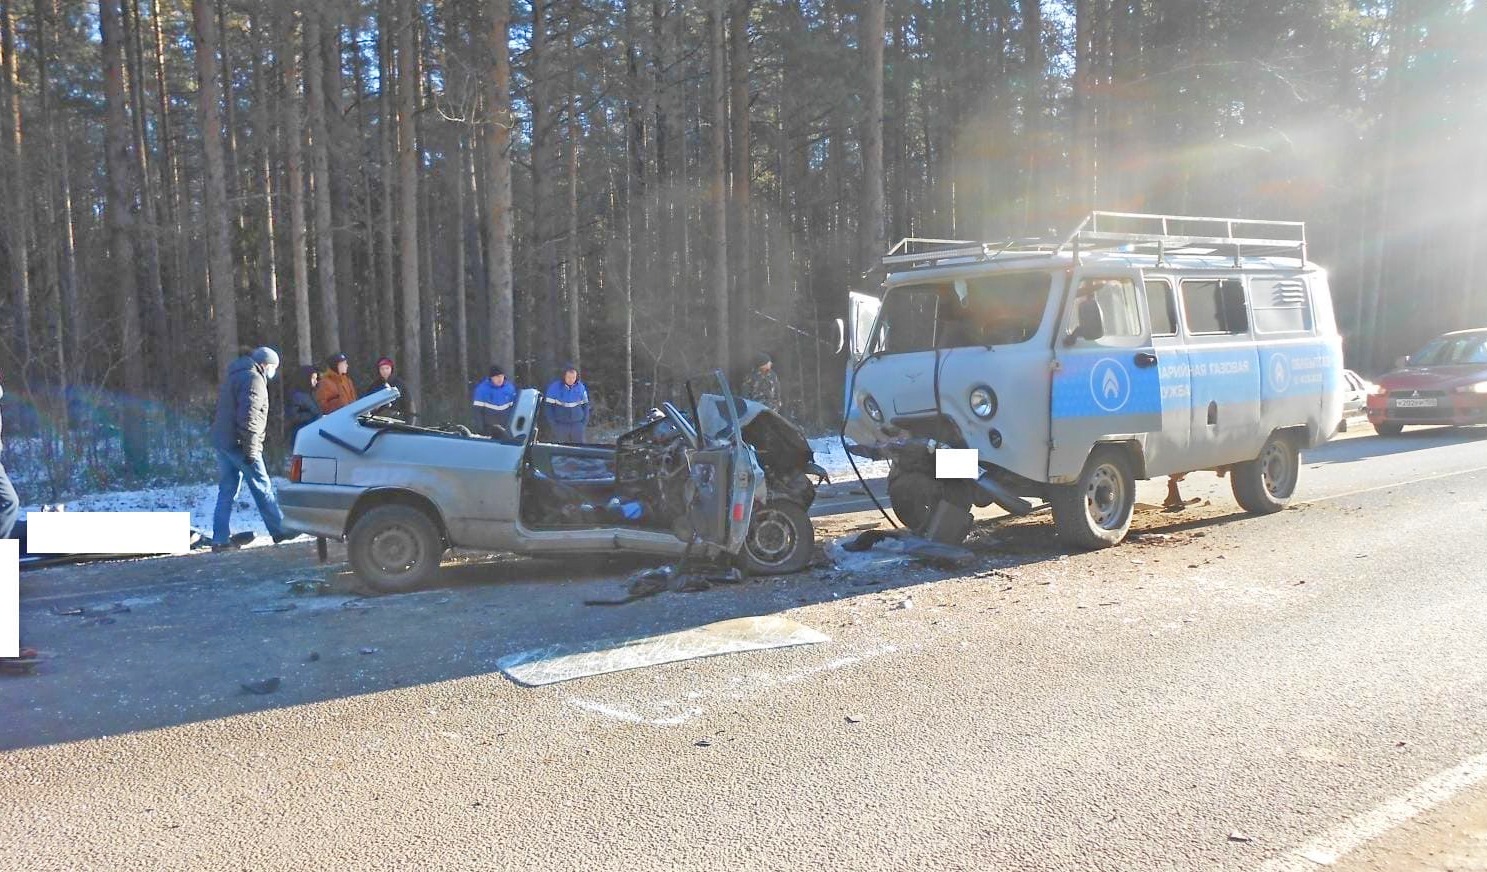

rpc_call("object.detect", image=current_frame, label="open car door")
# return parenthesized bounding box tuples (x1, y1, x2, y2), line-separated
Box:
(691, 371, 763, 555)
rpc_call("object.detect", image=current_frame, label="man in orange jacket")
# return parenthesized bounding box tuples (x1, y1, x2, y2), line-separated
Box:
(315, 352, 358, 414)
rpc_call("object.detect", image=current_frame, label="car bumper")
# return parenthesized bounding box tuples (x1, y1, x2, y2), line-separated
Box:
(279, 483, 363, 539)
(1365, 395, 1487, 426)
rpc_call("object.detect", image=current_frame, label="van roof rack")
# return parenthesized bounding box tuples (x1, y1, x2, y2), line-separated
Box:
(881, 211, 1308, 273)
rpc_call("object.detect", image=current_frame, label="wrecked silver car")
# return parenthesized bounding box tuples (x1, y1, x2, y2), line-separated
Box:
(279, 372, 824, 592)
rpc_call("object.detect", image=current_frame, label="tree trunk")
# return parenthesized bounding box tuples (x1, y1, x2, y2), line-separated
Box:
(281, 7, 312, 366)
(121, 0, 167, 369)
(378, 0, 397, 357)
(1071, 0, 1094, 213)
(397, 0, 422, 401)
(150, 0, 185, 362)
(859, 0, 886, 271)
(484, 0, 513, 372)
(192, 0, 240, 371)
(1021, 0, 1045, 230)
(728, 0, 751, 373)
(1, 0, 31, 372)
(707, 0, 730, 372)
(101, 0, 148, 468)
(251, 10, 279, 346)
(565, 23, 582, 371)
(454, 133, 469, 384)
(531, 0, 561, 376)
(305, 8, 341, 354)
(31, 0, 64, 389)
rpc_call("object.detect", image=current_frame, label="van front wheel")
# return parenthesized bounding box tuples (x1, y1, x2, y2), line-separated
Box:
(1051, 447, 1135, 550)
(1232, 433, 1299, 514)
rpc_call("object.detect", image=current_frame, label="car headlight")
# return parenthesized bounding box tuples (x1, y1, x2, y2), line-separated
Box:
(969, 385, 998, 419)
(860, 393, 884, 423)
(1454, 381, 1487, 394)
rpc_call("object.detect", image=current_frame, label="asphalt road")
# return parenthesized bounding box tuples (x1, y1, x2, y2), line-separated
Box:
(4, 426, 1487, 871)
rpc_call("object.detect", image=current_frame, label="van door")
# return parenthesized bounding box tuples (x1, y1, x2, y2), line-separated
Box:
(845, 291, 884, 412)
(1179, 277, 1263, 466)
(1143, 277, 1192, 477)
(1048, 273, 1164, 482)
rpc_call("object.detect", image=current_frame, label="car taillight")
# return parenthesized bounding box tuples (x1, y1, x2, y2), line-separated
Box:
(289, 455, 303, 482)
(732, 502, 745, 523)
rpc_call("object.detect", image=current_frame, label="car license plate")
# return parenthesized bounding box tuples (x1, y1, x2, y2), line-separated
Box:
(1393, 398, 1438, 408)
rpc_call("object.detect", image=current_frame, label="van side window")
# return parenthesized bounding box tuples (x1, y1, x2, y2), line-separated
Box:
(1075, 278, 1143, 340)
(1182, 279, 1249, 335)
(1145, 279, 1178, 336)
(1250, 277, 1313, 334)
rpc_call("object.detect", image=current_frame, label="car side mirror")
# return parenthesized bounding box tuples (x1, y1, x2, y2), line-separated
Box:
(1066, 296, 1105, 345)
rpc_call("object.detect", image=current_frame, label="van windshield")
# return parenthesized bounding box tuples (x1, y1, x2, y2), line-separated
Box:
(874, 272, 1051, 355)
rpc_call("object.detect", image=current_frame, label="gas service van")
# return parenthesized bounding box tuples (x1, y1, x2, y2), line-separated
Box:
(842, 211, 1345, 549)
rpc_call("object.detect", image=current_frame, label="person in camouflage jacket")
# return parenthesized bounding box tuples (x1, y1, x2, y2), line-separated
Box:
(741, 353, 782, 410)
(0, 377, 17, 540)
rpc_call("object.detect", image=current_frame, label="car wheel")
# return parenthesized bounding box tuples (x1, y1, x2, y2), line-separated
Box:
(887, 470, 973, 544)
(1231, 432, 1299, 515)
(347, 504, 446, 593)
(736, 501, 814, 576)
(1050, 447, 1135, 550)
(1374, 422, 1404, 437)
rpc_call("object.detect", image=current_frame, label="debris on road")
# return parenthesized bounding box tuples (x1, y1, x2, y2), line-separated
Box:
(251, 603, 297, 614)
(827, 529, 975, 573)
(240, 677, 281, 695)
(359, 647, 379, 655)
(0, 648, 46, 676)
(845, 715, 862, 724)
(894, 598, 915, 611)
(285, 578, 330, 596)
(694, 738, 713, 748)
(1227, 832, 1254, 844)
(306, 652, 320, 662)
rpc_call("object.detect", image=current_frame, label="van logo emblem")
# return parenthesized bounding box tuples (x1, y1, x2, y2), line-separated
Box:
(1267, 353, 1292, 393)
(1089, 358, 1131, 413)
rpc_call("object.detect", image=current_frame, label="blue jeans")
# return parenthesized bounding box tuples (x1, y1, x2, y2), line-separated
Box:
(548, 421, 585, 444)
(0, 460, 17, 540)
(214, 448, 285, 545)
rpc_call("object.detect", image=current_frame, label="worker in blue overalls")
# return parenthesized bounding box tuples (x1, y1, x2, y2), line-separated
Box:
(472, 365, 518, 436)
(542, 363, 591, 444)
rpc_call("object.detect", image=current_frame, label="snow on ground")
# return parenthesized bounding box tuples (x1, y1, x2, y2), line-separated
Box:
(807, 435, 890, 483)
(20, 480, 298, 548)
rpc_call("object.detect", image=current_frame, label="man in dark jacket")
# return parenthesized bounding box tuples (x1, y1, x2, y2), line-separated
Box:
(211, 347, 292, 550)
(472, 366, 517, 436)
(361, 356, 413, 420)
(0, 377, 18, 540)
(542, 364, 590, 444)
(284, 365, 321, 444)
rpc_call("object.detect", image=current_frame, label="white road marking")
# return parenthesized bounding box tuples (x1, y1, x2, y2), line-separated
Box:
(1297, 465, 1487, 506)
(1259, 750, 1487, 871)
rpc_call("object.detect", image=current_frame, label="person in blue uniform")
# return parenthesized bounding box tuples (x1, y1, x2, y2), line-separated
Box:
(542, 364, 590, 444)
(472, 366, 518, 436)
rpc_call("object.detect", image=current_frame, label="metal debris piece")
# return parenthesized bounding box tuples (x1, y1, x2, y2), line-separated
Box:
(251, 603, 297, 614)
(359, 647, 379, 655)
(241, 677, 281, 695)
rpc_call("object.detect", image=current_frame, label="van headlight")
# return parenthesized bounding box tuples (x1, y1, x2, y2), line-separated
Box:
(969, 385, 998, 419)
(860, 393, 884, 423)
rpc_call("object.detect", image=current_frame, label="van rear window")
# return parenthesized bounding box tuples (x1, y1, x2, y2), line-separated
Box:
(1250, 278, 1313, 334)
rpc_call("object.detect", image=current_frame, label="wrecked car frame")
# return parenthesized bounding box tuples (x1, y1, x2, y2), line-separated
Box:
(279, 371, 824, 592)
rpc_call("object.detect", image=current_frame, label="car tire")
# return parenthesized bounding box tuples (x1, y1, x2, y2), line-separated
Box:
(1231, 432, 1299, 515)
(736, 500, 814, 576)
(1050, 446, 1135, 550)
(887, 470, 973, 545)
(347, 504, 446, 593)
(1374, 422, 1404, 437)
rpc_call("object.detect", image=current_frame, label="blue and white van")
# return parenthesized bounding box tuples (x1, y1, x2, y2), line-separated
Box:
(842, 212, 1345, 549)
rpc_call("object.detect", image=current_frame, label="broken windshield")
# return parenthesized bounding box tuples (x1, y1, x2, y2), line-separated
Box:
(872, 271, 1052, 355)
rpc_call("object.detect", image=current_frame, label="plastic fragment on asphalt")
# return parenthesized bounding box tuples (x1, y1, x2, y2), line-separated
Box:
(496, 615, 830, 687)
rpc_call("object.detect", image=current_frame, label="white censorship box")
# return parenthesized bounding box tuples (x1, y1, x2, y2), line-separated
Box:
(26, 512, 192, 556)
(1, 539, 16, 658)
(934, 447, 979, 480)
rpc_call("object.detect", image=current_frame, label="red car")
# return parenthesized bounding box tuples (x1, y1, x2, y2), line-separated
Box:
(1366, 328, 1487, 435)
